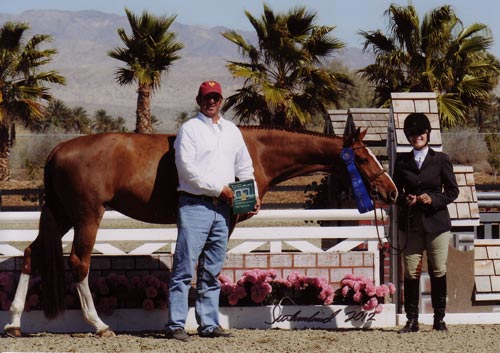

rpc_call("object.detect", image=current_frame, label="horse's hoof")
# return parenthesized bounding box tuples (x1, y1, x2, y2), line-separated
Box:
(4, 326, 22, 338)
(96, 328, 116, 337)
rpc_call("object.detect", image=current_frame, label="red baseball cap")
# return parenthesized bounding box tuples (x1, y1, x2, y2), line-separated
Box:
(198, 81, 223, 98)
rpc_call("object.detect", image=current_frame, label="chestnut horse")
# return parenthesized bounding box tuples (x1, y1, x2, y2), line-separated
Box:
(4, 125, 397, 337)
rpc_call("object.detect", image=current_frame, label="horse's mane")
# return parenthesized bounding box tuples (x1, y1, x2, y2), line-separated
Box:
(238, 125, 341, 140)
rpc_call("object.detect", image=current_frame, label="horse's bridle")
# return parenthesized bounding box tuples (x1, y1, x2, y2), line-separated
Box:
(350, 144, 399, 253)
(350, 145, 387, 199)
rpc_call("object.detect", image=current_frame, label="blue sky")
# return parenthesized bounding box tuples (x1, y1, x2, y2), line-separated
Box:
(2, 0, 500, 56)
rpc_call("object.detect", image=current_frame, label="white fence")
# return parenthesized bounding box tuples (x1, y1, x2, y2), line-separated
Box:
(0, 209, 388, 283)
(0, 209, 387, 254)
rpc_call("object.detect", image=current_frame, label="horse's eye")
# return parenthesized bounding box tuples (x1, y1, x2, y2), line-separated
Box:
(356, 157, 369, 164)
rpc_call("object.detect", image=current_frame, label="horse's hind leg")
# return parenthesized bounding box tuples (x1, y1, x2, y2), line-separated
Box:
(4, 203, 69, 337)
(70, 219, 115, 337)
(3, 247, 32, 337)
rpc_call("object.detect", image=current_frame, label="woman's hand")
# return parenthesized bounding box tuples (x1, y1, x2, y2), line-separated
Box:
(417, 193, 432, 205)
(406, 194, 417, 206)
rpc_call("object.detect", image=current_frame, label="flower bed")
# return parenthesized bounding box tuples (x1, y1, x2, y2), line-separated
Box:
(0, 270, 394, 314)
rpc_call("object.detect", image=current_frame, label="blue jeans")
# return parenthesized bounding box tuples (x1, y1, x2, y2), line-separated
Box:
(166, 194, 230, 334)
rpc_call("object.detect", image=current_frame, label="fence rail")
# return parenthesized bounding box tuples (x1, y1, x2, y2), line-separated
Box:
(0, 208, 387, 285)
(0, 209, 387, 255)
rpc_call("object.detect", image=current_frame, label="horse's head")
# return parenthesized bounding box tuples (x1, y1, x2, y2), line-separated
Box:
(343, 127, 398, 206)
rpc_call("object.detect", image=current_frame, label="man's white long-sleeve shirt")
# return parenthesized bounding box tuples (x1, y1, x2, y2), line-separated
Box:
(174, 112, 255, 197)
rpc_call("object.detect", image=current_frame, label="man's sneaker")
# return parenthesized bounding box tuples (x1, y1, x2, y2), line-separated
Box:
(199, 327, 233, 338)
(165, 328, 191, 341)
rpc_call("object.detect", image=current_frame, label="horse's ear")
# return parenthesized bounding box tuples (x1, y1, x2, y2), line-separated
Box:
(342, 114, 357, 147)
(343, 114, 356, 137)
(358, 128, 367, 141)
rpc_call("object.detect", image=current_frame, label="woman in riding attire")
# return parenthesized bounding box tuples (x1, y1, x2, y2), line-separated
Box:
(393, 113, 459, 333)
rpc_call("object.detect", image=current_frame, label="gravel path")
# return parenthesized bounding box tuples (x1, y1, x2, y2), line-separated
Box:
(2, 324, 500, 353)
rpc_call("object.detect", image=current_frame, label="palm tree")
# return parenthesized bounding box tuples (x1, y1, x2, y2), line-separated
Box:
(0, 21, 65, 180)
(358, 4, 500, 127)
(108, 8, 183, 134)
(91, 109, 127, 133)
(221, 4, 351, 129)
(69, 106, 92, 134)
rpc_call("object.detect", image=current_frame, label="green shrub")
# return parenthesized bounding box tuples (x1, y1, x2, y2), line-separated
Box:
(442, 129, 492, 173)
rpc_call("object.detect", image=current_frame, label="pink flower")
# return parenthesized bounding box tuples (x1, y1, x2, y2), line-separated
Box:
(353, 291, 363, 303)
(324, 293, 334, 305)
(343, 273, 355, 280)
(228, 293, 239, 306)
(142, 298, 155, 310)
(145, 286, 158, 299)
(218, 274, 233, 285)
(309, 277, 322, 288)
(342, 279, 354, 288)
(318, 285, 334, 302)
(240, 270, 258, 284)
(376, 284, 389, 297)
(362, 297, 378, 311)
(274, 278, 292, 288)
(255, 269, 270, 282)
(375, 304, 384, 314)
(250, 282, 272, 303)
(160, 282, 169, 293)
(388, 283, 396, 295)
(353, 281, 362, 292)
(117, 275, 129, 287)
(221, 283, 234, 295)
(144, 275, 160, 288)
(366, 284, 376, 297)
(235, 284, 247, 299)
(130, 276, 141, 287)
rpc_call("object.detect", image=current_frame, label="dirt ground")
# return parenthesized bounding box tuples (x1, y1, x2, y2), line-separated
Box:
(2, 324, 500, 353)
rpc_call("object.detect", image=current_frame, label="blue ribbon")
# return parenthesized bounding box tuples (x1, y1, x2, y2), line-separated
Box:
(340, 148, 374, 213)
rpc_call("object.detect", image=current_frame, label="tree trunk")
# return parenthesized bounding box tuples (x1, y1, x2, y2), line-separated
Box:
(135, 83, 152, 134)
(0, 122, 11, 180)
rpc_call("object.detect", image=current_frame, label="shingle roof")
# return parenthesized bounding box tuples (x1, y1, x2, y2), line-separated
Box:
(326, 108, 390, 145)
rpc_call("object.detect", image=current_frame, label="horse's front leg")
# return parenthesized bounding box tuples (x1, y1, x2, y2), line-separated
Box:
(4, 246, 34, 337)
(74, 274, 115, 337)
(71, 222, 115, 337)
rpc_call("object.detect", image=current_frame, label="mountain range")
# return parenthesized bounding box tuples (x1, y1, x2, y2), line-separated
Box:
(0, 10, 374, 132)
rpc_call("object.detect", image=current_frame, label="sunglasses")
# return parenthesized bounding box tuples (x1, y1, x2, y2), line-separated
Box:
(203, 93, 222, 102)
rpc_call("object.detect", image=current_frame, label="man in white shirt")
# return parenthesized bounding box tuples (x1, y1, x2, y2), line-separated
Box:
(165, 81, 260, 341)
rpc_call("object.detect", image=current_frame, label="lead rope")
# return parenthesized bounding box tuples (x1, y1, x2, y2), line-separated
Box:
(371, 188, 406, 255)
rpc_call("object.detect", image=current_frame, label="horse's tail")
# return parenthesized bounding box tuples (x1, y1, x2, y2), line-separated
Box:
(35, 151, 70, 319)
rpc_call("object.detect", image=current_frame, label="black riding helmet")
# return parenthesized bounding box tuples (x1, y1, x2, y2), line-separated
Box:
(403, 112, 431, 142)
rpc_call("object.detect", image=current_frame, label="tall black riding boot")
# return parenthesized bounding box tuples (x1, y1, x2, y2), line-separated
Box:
(431, 274, 448, 331)
(398, 277, 420, 333)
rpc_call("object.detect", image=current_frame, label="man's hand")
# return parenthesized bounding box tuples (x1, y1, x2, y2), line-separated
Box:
(249, 196, 261, 215)
(219, 185, 234, 206)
